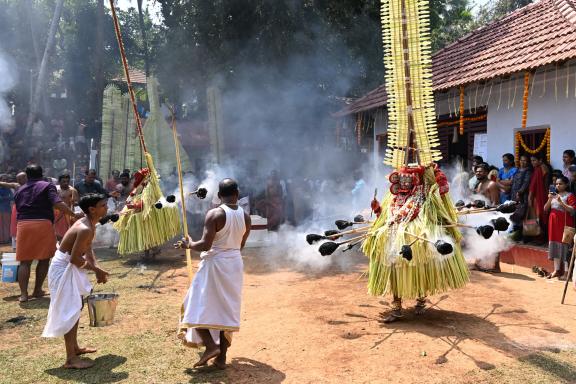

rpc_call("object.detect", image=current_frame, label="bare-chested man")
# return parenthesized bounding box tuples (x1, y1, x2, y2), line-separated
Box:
(55, 174, 80, 240)
(42, 193, 110, 369)
(474, 163, 500, 206)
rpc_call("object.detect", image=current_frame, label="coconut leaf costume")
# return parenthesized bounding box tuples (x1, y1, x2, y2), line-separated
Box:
(361, 0, 469, 319)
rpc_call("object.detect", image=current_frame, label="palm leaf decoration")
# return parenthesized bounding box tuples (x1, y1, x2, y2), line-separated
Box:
(381, 0, 442, 167)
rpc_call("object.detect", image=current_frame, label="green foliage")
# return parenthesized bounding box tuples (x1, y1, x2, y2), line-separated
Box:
(474, 0, 533, 26)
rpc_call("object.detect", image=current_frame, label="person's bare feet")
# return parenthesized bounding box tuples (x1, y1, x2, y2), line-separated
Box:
(75, 347, 97, 355)
(63, 356, 94, 369)
(212, 357, 227, 370)
(194, 347, 220, 367)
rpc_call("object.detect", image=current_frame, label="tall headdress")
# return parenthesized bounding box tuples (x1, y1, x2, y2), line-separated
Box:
(381, 0, 442, 167)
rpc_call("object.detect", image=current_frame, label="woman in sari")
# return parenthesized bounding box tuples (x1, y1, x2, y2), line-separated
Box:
(528, 154, 551, 241)
(544, 176, 576, 279)
(510, 155, 532, 239)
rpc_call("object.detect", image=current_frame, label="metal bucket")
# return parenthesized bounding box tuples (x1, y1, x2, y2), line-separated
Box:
(86, 293, 119, 327)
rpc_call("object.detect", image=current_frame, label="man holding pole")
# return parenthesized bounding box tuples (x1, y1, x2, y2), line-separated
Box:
(176, 178, 251, 369)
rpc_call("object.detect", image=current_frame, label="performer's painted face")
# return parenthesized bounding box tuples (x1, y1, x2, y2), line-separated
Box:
(399, 174, 414, 191)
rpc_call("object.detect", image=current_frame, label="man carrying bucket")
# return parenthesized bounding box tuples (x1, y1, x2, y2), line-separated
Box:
(176, 178, 251, 369)
(42, 193, 110, 369)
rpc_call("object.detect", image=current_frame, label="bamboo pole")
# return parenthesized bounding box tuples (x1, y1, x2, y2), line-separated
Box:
(169, 108, 194, 284)
(109, 0, 148, 155)
(561, 241, 576, 304)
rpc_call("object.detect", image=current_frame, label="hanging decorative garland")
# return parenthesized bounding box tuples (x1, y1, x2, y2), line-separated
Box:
(437, 114, 486, 128)
(521, 71, 530, 129)
(515, 128, 551, 161)
(459, 85, 465, 135)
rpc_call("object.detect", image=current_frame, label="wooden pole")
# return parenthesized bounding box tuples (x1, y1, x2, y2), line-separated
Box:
(561, 242, 576, 304)
(109, 0, 148, 155)
(169, 108, 194, 284)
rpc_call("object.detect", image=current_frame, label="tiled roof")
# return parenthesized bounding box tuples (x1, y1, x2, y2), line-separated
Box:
(113, 68, 147, 84)
(337, 0, 576, 115)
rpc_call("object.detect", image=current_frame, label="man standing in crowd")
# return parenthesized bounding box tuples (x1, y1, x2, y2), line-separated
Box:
(55, 174, 79, 241)
(0, 172, 28, 250)
(562, 150, 576, 178)
(75, 169, 114, 198)
(177, 178, 251, 369)
(474, 163, 500, 206)
(497, 153, 518, 203)
(105, 170, 120, 192)
(14, 165, 81, 302)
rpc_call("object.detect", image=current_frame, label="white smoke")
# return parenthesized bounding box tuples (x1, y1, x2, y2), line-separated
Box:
(0, 49, 16, 128)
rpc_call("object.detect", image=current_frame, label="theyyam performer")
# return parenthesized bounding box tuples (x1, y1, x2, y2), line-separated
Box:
(42, 193, 110, 369)
(356, 0, 471, 322)
(176, 178, 251, 369)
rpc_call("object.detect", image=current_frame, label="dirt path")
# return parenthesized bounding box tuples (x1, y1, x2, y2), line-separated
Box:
(1, 245, 575, 383)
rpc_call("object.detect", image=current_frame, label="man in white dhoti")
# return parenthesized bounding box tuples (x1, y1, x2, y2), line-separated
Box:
(176, 178, 251, 369)
(42, 193, 110, 369)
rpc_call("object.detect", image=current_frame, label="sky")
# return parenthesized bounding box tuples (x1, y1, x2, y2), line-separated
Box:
(107, 0, 163, 24)
(109, 0, 496, 24)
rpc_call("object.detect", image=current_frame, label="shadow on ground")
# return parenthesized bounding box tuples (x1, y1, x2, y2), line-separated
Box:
(44, 354, 128, 383)
(326, 297, 569, 372)
(185, 357, 285, 383)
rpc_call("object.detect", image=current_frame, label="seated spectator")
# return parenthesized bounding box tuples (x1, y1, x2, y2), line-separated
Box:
(468, 155, 484, 192)
(544, 176, 576, 279)
(474, 163, 499, 206)
(562, 149, 576, 178)
(497, 153, 517, 203)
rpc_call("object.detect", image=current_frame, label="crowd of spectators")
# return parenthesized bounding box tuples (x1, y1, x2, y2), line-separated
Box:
(466, 150, 576, 280)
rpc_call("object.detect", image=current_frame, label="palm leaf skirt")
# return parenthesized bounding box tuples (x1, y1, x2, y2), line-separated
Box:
(362, 168, 469, 299)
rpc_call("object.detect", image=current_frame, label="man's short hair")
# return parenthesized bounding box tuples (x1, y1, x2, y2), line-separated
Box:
(25, 164, 43, 179)
(219, 178, 239, 197)
(120, 172, 130, 179)
(502, 153, 514, 163)
(58, 174, 70, 182)
(79, 193, 106, 214)
(564, 149, 575, 158)
(85, 168, 97, 175)
(475, 163, 490, 172)
(472, 155, 484, 164)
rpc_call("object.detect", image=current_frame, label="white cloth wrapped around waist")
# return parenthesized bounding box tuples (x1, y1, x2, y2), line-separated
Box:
(179, 248, 243, 347)
(42, 250, 92, 338)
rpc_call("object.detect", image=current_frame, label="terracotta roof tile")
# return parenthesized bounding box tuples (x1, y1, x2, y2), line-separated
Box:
(337, 0, 576, 115)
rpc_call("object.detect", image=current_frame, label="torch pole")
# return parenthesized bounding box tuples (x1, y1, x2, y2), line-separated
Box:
(169, 107, 193, 284)
(561, 242, 576, 304)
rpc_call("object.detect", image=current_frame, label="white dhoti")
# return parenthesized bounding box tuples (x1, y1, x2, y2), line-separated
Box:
(42, 250, 92, 338)
(179, 248, 243, 347)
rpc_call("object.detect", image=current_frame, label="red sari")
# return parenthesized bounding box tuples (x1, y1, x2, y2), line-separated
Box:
(529, 165, 548, 230)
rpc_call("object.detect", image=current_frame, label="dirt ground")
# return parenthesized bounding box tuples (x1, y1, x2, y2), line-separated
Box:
(1, 243, 576, 384)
